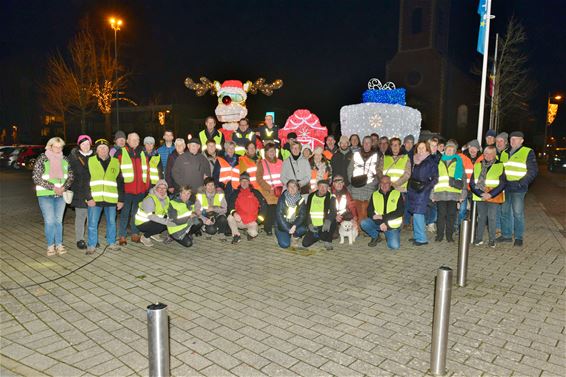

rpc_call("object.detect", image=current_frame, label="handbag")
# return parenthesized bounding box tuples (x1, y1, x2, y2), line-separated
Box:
(351, 158, 369, 188)
(289, 159, 311, 194)
(264, 160, 283, 198)
(63, 190, 74, 204)
(449, 177, 464, 190)
(408, 178, 426, 192)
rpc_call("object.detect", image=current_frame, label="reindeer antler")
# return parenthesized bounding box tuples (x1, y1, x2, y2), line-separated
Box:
(248, 78, 284, 96)
(184, 76, 216, 96)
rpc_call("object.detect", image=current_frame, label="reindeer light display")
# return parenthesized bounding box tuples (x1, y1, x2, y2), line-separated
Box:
(184, 76, 283, 139)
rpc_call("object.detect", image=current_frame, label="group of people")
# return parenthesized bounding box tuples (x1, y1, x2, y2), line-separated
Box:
(33, 115, 537, 256)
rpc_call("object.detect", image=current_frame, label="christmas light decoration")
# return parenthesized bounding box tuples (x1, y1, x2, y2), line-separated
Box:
(279, 109, 327, 150)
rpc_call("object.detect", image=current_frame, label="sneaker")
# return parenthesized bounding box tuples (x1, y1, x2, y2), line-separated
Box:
(56, 245, 66, 255)
(413, 241, 429, 246)
(150, 234, 165, 242)
(323, 242, 333, 251)
(107, 243, 121, 251)
(47, 245, 56, 257)
(76, 240, 87, 250)
(118, 236, 128, 246)
(232, 235, 241, 244)
(473, 240, 484, 246)
(496, 236, 513, 243)
(86, 247, 96, 255)
(131, 234, 141, 243)
(514, 239, 523, 247)
(368, 238, 380, 247)
(291, 237, 299, 249)
(488, 240, 496, 248)
(140, 235, 154, 247)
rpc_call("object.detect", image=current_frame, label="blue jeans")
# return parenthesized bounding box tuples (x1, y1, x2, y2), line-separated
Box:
(456, 196, 469, 228)
(360, 219, 401, 249)
(275, 225, 307, 248)
(88, 206, 117, 248)
(38, 196, 66, 247)
(426, 201, 437, 225)
(412, 213, 427, 243)
(501, 191, 526, 240)
(119, 193, 145, 237)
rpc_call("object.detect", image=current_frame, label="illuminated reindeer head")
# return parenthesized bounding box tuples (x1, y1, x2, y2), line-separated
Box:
(184, 76, 283, 131)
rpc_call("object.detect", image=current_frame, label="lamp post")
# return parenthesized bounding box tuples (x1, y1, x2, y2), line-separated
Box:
(109, 17, 123, 130)
(545, 94, 563, 156)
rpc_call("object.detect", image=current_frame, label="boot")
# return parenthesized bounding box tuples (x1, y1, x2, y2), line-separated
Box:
(118, 236, 128, 246)
(131, 234, 141, 243)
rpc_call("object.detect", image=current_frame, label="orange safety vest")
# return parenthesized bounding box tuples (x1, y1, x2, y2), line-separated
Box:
(239, 155, 259, 189)
(323, 150, 333, 160)
(217, 157, 240, 189)
(261, 159, 283, 188)
(310, 168, 329, 192)
(458, 153, 483, 188)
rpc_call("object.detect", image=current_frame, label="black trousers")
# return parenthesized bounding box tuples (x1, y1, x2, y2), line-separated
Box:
(175, 234, 193, 247)
(137, 221, 167, 237)
(264, 204, 276, 233)
(302, 222, 336, 247)
(436, 200, 457, 240)
(204, 214, 229, 235)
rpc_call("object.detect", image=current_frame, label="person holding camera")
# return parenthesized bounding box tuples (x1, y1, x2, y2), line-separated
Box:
(194, 177, 229, 240)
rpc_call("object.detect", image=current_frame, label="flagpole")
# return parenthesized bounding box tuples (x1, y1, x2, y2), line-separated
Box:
(476, 0, 493, 142)
(488, 33, 499, 132)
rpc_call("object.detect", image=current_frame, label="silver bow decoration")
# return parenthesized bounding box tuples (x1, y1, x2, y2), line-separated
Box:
(367, 78, 396, 90)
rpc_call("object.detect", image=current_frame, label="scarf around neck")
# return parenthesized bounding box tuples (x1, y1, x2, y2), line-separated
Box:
(284, 189, 302, 207)
(45, 149, 64, 179)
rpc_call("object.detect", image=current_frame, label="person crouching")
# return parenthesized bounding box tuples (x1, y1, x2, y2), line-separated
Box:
(134, 179, 170, 247)
(227, 172, 267, 244)
(303, 180, 337, 250)
(275, 180, 307, 249)
(167, 186, 203, 247)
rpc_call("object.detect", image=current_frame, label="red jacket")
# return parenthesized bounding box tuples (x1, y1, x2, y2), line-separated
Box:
(235, 188, 260, 224)
(118, 146, 150, 195)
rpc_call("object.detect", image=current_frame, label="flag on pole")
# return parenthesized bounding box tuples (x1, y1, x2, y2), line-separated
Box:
(477, 0, 487, 54)
(548, 104, 558, 126)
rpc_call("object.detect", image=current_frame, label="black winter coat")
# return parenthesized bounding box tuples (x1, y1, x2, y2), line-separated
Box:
(275, 195, 307, 232)
(68, 148, 93, 208)
(407, 155, 438, 215)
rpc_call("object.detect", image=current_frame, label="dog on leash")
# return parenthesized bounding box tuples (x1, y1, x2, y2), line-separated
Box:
(339, 220, 358, 245)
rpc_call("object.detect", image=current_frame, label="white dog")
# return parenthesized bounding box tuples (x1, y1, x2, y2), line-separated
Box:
(339, 220, 358, 245)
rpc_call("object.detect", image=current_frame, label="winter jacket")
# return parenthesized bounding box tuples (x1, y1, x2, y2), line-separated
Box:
(116, 146, 149, 195)
(157, 143, 175, 171)
(305, 191, 337, 228)
(228, 186, 266, 225)
(504, 146, 538, 193)
(194, 186, 228, 221)
(275, 194, 307, 232)
(171, 151, 211, 191)
(85, 155, 125, 206)
(140, 188, 169, 225)
(347, 150, 380, 201)
(330, 148, 353, 186)
(470, 160, 506, 199)
(213, 153, 239, 198)
(281, 155, 311, 190)
(408, 154, 438, 215)
(431, 155, 468, 203)
(68, 147, 93, 208)
(366, 188, 405, 231)
(376, 152, 411, 193)
(203, 150, 217, 174)
(256, 157, 283, 205)
(165, 151, 183, 189)
(32, 153, 74, 192)
(331, 187, 358, 221)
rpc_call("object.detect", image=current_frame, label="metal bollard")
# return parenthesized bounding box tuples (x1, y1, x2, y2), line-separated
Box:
(469, 201, 477, 245)
(457, 219, 471, 287)
(147, 303, 170, 377)
(430, 266, 453, 376)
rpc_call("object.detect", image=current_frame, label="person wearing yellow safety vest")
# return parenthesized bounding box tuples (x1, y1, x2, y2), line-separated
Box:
(194, 177, 229, 238)
(376, 137, 410, 193)
(198, 116, 224, 152)
(256, 142, 284, 236)
(135, 179, 170, 247)
(498, 131, 538, 247)
(239, 142, 260, 190)
(257, 114, 280, 157)
(232, 118, 256, 156)
(167, 185, 203, 247)
(469, 146, 506, 248)
(116, 132, 150, 245)
(33, 137, 74, 257)
(280, 132, 297, 161)
(213, 141, 240, 199)
(432, 140, 467, 243)
(143, 136, 163, 187)
(85, 139, 124, 255)
(227, 173, 267, 244)
(360, 175, 404, 249)
(275, 180, 307, 249)
(302, 180, 337, 250)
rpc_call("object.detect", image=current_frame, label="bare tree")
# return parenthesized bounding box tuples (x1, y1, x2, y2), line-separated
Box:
(41, 53, 73, 139)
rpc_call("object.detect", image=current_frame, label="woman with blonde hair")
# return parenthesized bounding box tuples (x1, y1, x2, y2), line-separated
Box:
(309, 146, 332, 192)
(33, 137, 74, 256)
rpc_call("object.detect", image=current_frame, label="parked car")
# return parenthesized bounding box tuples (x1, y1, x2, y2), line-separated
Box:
(0, 147, 23, 168)
(15, 145, 44, 170)
(548, 148, 566, 173)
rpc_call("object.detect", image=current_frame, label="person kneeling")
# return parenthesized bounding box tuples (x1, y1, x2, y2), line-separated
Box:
(135, 179, 170, 247)
(275, 180, 307, 249)
(167, 186, 203, 247)
(227, 173, 266, 244)
(303, 180, 337, 250)
(195, 177, 230, 240)
(361, 175, 404, 250)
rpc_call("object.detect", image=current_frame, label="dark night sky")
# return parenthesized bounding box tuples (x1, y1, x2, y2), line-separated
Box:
(1, 0, 566, 140)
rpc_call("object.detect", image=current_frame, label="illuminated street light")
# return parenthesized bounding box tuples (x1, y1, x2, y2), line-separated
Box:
(545, 93, 564, 156)
(109, 17, 123, 129)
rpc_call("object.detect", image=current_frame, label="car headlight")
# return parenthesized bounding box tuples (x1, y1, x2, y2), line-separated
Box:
(553, 157, 561, 162)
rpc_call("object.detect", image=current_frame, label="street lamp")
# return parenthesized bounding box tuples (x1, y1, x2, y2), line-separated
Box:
(109, 17, 123, 130)
(545, 93, 563, 156)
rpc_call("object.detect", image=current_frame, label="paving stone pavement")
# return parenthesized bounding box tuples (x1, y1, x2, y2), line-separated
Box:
(1, 171, 565, 376)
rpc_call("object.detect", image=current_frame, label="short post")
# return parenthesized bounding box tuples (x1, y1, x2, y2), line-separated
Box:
(469, 201, 477, 245)
(147, 303, 170, 377)
(457, 219, 471, 287)
(430, 267, 453, 376)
